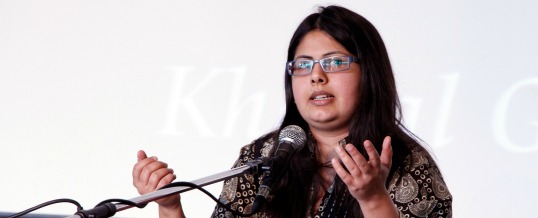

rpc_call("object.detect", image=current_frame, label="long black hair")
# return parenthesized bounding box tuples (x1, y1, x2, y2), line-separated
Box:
(263, 5, 424, 217)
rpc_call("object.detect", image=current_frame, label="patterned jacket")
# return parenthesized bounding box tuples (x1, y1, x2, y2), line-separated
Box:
(212, 136, 452, 218)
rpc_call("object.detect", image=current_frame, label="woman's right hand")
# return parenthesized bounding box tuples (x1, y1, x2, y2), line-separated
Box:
(132, 150, 180, 209)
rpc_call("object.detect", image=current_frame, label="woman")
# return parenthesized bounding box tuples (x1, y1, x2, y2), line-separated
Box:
(133, 5, 452, 218)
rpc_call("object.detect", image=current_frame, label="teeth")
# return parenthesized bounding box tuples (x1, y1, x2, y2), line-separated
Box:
(313, 95, 331, 100)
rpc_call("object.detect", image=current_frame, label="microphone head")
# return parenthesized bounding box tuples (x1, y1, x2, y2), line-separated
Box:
(278, 125, 307, 150)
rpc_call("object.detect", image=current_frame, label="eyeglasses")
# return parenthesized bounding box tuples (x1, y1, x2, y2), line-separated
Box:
(286, 55, 359, 76)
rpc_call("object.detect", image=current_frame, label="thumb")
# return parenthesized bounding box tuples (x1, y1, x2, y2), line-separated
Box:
(137, 150, 148, 162)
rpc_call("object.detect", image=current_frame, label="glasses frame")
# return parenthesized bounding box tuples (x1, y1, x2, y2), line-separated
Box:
(286, 55, 359, 76)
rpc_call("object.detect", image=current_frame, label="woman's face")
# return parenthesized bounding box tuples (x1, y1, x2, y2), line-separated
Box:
(292, 30, 361, 134)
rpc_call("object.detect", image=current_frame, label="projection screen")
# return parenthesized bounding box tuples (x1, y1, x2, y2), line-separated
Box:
(1, 1, 536, 217)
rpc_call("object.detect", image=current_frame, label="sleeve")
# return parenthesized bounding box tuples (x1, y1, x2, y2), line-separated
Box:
(388, 150, 453, 218)
(211, 139, 274, 218)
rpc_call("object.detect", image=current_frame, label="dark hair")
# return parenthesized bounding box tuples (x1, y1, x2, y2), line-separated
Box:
(264, 5, 423, 217)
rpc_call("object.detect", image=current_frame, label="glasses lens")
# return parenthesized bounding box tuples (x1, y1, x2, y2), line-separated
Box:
(292, 60, 313, 75)
(322, 56, 351, 72)
(288, 56, 355, 76)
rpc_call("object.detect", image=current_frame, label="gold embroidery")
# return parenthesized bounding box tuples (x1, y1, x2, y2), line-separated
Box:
(409, 199, 438, 217)
(220, 177, 238, 204)
(213, 136, 452, 218)
(394, 173, 419, 203)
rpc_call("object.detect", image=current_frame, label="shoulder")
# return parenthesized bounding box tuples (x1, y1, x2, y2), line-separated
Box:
(234, 131, 278, 178)
(388, 148, 452, 217)
(233, 133, 277, 167)
(212, 133, 277, 217)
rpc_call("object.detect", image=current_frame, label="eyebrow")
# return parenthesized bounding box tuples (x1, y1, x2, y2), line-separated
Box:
(294, 51, 348, 59)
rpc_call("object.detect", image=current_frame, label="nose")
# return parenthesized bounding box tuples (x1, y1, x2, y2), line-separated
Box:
(310, 62, 328, 85)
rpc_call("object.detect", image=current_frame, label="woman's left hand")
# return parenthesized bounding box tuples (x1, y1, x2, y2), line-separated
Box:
(332, 136, 392, 204)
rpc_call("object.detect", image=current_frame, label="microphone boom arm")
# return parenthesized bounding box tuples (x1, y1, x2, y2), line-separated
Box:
(66, 159, 267, 218)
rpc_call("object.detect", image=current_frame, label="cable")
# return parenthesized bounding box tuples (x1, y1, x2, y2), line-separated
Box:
(71, 198, 148, 218)
(5, 198, 83, 218)
(159, 181, 260, 217)
(6, 182, 259, 217)
(94, 198, 147, 208)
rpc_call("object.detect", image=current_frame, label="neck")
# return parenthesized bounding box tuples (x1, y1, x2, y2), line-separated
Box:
(309, 127, 349, 164)
(309, 127, 348, 191)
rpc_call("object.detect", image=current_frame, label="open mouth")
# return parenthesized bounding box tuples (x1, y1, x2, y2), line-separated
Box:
(311, 94, 334, 100)
(310, 90, 334, 100)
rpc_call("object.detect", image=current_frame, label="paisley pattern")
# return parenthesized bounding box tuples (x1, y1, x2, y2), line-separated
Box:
(393, 173, 419, 203)
(212, 138, 452, 218)
(219, 177, 238, 205)
(388, 148, 452, 217)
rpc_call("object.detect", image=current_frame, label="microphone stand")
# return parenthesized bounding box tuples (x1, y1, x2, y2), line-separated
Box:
(67, 159, 267, 218)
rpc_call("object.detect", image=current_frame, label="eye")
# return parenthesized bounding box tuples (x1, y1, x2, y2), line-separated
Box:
(330, 57, 348, 67)
(296, 61, 312, 69)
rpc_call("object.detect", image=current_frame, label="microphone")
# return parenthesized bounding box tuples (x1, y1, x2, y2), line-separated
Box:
(250, 125, 307, 213)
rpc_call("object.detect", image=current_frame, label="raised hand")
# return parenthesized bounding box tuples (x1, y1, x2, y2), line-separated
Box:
(132, 150, 180, 208)
(332, 136, 393, 204)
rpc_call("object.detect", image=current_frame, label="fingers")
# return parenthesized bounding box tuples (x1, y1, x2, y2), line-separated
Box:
(335, 144, 366, 176)
(147, 166, 175, 189)
(332, 137, 393, 202)
(140, 161, 169, 185)
(132, 151, 176, 195)
(332, 157, 354, 184)
(132, 154, 157, 183)
(157, 172, 177, 188)
(137, 150, 147, 161)
(363, 140, 381, 173)
(380, 136, 392, 168)
(333, 137, 392, 177)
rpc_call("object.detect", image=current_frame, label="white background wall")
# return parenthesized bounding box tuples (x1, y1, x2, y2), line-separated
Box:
(1, 1, 536, 217)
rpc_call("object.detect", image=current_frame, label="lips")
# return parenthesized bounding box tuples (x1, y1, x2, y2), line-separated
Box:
(310, 90, 334, 100)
